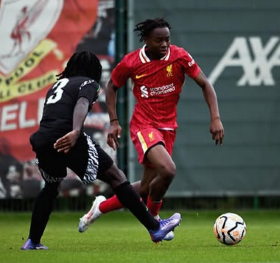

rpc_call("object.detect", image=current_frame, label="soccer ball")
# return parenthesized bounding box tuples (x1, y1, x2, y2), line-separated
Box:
(213, 212, 246, 245)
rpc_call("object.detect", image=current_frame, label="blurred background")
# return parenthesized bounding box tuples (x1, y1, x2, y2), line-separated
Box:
(0, 0, 279, 211)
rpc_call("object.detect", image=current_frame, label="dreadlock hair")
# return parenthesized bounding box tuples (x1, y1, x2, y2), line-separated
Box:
(56, 51, 102, 83)
(134, 18, 171, 43)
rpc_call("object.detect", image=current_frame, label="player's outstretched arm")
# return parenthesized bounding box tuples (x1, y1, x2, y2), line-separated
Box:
(194, 71, 224, 145)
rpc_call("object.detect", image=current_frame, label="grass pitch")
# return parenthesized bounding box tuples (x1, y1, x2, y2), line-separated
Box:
(0, 210, 279, 263)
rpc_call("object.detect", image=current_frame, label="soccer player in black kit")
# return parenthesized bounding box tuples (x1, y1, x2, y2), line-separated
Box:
(21, 51, 181, 250)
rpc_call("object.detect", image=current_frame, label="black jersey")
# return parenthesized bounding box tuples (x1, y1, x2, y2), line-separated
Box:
(30, 76, 100, 148)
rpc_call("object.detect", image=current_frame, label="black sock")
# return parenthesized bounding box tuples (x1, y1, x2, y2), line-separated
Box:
(114, 182, 159, 230)
(28, 183, 59, 243)
(141, 194, 148, 205)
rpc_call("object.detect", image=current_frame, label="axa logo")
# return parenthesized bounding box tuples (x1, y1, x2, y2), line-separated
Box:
(208, 37, 280, 86)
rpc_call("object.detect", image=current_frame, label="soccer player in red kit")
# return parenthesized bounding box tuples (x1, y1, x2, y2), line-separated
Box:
(78, 18, 224, 240)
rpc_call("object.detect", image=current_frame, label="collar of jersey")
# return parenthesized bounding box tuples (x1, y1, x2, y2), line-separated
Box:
(139, 45, 170, 63)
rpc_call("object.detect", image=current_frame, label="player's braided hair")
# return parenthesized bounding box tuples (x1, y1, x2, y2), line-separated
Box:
(57, 51, 102, 83)
(134, 17, 171, 42)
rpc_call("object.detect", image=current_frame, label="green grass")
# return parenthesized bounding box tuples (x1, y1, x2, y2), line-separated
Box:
(0, 210, 280, 263)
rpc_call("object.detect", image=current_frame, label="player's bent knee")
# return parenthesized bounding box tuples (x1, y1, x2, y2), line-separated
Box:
(99, 164, 127, 189)
(160, 163, 176, 182)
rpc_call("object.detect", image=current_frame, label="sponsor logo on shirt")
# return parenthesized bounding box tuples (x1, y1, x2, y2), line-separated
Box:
(140, 83, 175, 98)
(150, 83, 175, 96)
(188, 59, 195, 67)
(188, 53, 195, 67)
(140, 85, 149, 98)
(135, 74, 147, 79)
(80, 79, 95, 89)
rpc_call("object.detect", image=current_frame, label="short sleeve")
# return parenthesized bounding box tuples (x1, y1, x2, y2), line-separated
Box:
(78, 80, 100, 106)
(111, 55, 131, 88)
(179, 49, 201, 78)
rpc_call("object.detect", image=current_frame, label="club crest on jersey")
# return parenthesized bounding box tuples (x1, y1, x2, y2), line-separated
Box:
(149, 132, 154, 142)
(166, 64, 173, 77)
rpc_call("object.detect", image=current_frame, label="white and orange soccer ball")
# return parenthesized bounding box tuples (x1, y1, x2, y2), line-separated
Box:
(213, 212, 247, 245)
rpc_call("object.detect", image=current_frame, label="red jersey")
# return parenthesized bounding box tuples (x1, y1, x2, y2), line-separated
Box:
(111, 44, 201, 129)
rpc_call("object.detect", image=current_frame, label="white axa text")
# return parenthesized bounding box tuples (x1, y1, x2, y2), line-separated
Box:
(208, 37, 280, 86)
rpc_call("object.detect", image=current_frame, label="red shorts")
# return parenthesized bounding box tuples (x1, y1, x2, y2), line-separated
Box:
(130, 126, 176, 164)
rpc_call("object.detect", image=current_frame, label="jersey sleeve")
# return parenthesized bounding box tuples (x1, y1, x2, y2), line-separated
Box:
(179, 48, 201, 78)
(78, 80, 100, 109)
(111, 55, 131, 88)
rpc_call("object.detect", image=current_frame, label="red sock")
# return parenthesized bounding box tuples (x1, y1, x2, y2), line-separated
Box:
(147, 195, 162, 217)
(99, 195, 124, 214)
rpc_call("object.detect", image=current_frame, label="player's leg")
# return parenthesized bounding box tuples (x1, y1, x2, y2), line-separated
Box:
(21, 181, 61, 250)
(78, 181, 144, 233)
(87, 128, 173, 219)
(146, 129, 176, 215)
(141, 146, 176, 241)
(21, 146, 66, 250)
(138, 130, 177, 241)
(138, 166, 156, 199)
(140, 165, 161, 216)
(78, 175, 155, 233)
(95, 167, 157, 215)
(98, 180, 142, 214)
(76, 135, 181, 241)
(76, 138, 159, 232)
(131, 128, 176, 216)
(90, 171, 149, 214)
(146, 143, 176, 202)
(98, 163, 160, 229)
(77, 166, 156, 231)
(98, 162, 181, 242)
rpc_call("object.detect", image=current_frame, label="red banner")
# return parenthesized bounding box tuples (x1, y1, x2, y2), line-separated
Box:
(0, 0, 115, 198)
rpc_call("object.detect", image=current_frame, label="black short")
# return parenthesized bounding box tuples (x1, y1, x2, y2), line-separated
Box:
(34, 133, 113, 184)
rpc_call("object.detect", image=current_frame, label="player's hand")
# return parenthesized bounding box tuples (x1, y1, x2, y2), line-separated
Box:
(54, 130, 80, 153)
(107, 122, 122, 151)
(210, 118, 224, 145)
